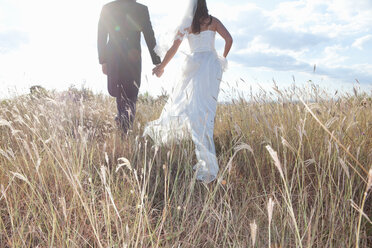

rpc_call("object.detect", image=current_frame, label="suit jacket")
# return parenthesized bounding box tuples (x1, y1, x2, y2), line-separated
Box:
(98, 0, 161, 97)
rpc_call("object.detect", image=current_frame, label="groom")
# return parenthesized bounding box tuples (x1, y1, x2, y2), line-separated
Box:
(98, 0, 161, 133)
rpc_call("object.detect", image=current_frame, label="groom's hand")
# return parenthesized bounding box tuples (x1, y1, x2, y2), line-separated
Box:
(102, 63, 108, 75)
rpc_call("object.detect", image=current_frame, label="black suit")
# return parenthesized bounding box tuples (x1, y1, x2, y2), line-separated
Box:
(98, 0, 161, 132)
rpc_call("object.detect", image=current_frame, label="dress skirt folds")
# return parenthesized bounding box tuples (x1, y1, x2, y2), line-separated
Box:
(144, 31, 227, 183)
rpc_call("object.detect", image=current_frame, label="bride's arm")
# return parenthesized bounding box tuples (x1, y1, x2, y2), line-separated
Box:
(153, 33, 184, 76)
(215, 18, 233, 58)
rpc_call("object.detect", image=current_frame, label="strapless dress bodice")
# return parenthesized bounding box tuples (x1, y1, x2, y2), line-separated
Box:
(187, 30, 216, 53)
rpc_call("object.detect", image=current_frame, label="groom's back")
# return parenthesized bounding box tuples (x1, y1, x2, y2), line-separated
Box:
(101, 0, 147, 51)
(98, 0, 160, 69)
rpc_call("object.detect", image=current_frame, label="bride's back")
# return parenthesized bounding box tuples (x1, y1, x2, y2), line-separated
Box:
(187, 30, 216, 53)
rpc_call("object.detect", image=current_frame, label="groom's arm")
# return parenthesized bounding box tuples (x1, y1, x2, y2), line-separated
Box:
(141, 7, 161, 65)
(97, 6, 109, 65)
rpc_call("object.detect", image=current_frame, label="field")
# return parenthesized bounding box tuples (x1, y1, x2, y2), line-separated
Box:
(0, 85, 371, 247)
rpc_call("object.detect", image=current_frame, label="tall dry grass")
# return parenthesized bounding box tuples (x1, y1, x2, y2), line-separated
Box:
(0, 84, 371, 247)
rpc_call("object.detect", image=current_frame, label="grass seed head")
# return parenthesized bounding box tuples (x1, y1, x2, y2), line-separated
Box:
(268, 197, 275, 225)
(250, 220, 258, 246)
(368, 168, 372, 192)
(266, 145, 284, 179)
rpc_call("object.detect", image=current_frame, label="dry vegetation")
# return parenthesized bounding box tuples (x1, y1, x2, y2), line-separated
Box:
(0, 84, 371, 247)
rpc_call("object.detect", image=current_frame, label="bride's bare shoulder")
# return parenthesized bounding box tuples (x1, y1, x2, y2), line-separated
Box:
(210, 16, 232, 41)
(211, 16, 223, 26)
(210, 16, 223, 30)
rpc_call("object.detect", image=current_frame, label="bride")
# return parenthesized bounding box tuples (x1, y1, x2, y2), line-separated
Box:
(143, 0, 233, 183)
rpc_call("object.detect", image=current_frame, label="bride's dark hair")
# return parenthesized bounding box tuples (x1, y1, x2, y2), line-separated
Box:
(191, 0, 212, 34)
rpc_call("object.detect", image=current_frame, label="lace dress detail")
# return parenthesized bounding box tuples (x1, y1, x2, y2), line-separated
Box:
(143, 30, 227, 183)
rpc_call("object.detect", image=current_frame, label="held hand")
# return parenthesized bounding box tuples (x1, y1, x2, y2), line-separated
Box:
(102, 63, 108, 75)
(152, 64, 164, 78)
(156, 68, 164, 78)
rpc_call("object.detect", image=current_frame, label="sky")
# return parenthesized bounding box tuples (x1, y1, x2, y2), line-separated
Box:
(0, 0, 371, 100)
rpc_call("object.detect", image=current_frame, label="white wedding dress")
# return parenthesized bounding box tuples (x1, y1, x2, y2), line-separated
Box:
(143, 30, 227, 183)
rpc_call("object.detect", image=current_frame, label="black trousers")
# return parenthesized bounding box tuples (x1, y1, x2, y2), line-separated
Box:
(116, 87, 138, 133)
(107, 50, 142, 133)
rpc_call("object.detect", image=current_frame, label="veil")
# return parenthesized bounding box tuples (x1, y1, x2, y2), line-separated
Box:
(175, 0, 198, 38)
(144, 0, 198, 57)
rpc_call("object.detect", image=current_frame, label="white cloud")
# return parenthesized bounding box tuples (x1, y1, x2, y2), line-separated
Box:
(270, 0, 372, 37)
(316, 64, 372, 83)
(232, 51, 311, 72)
(210, 0, 372, 85)
(0, 29, 29, 53)
(352, 35, 372, 50)
(319, 45, 349, 66)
